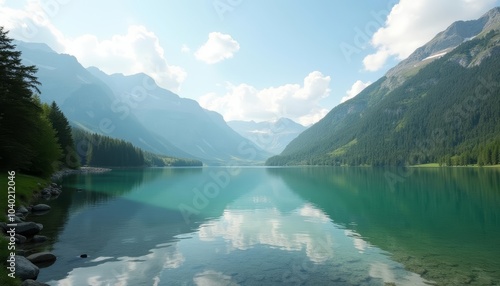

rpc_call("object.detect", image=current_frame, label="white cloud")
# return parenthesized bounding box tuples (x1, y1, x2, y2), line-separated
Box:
(195, 32, 240, 64)
(341, 80, 372, 103)
(0, 2, 186, 92)
(198, 204, 335, 263)
(0, 0, 67, 51)
(364, 0, 498, 71)
(66, 25, 187, 92)
(199, 71, 331, 126)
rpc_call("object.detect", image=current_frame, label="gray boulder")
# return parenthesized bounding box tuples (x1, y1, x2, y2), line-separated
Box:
(26, 252, 57, 264)
(13, 222, 41, 237)
(5, 215, 24, 223)
(31, 204, 51, 212)
(15, 234, 27, 244)
(22, 279, 50, 286)
(15, 255, 39, 280)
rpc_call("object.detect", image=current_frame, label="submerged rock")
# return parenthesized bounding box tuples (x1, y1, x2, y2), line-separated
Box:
(15, 255, 40, 280)
(27, 252, 57, 264)
(31, 204, 51, 212)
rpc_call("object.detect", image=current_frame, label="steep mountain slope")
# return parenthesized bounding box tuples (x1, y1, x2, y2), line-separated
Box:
(86, 67, 271, 165)
(385, 7, 500, 87)
(17, 41, 270, 165)
(228, 118, 306, 154)
(16, 41, 192, 160)
(267, 8, 500, 166)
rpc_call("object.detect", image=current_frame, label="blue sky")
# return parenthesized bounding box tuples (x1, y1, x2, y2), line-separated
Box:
(1, 0, 499, 125)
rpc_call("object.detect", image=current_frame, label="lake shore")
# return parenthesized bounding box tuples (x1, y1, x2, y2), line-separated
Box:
(0, 167, 113, 284)
(410, 163, 500, 168)
(50, 166, 112, 181)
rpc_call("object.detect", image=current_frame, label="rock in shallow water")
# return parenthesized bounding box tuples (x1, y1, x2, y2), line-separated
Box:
(21, 279, 50, 286)
(26, 252, 57, 264)
(31, 204, 51, 212)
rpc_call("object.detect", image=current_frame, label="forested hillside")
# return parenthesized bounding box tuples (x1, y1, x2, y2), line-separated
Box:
(1, 27, 201, 175)
(0, 27, 77, 177)
(73, 129, 202, 167)
(267, 30, 500, 166)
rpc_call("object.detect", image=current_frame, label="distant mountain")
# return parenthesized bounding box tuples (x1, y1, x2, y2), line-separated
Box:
(16, 41, 270, 165)
(228, 118, 306, 154)
(15, 40, 192, 160)
(86, 68, 271, 165)
(267, 7, 500, 166)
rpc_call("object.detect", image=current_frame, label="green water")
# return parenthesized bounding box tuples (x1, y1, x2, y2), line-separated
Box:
(30, 167, 500, 285)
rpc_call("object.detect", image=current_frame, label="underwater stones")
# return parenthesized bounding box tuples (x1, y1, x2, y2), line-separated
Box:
(31, 204, 51, 212)
(26, 252, 57, 264)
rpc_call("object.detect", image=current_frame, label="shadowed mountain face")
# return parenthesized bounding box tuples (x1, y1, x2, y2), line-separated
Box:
(228, 118, 306, 155)
(267, 8, 500, 166)
(86, 68, 271, 165)
(15, 41, 270, 165)
(16, 41, 190, 159)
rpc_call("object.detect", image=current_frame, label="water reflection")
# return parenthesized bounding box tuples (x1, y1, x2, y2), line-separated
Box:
(268, 167, 500, 285)
(198, 205, 336, 263)
(36, 167, 500, 285)
(38, 167, 434, 286)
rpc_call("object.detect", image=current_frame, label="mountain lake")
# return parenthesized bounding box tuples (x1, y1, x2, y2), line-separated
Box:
(31, 167, 500, 285)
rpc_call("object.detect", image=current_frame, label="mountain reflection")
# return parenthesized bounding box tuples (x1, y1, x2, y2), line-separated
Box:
(267, 166, 500, 285)
(39, 167, 480, 285)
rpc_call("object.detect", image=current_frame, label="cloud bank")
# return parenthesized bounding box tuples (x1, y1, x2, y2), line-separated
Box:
(364, 0, 497, 71)
(199, 71, 331, 126)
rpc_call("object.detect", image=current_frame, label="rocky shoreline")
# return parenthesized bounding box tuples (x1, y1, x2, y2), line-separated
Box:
(1, 167, 111, 285)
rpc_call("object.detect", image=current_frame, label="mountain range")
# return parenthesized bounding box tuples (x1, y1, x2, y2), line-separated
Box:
(16, 41, 271, 165)
(267, 7, 500, 166)
(228, 118, 306, 155)
(13, 7, 500, 167)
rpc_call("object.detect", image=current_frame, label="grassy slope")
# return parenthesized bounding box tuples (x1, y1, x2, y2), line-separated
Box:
(0, 173, 48, 286)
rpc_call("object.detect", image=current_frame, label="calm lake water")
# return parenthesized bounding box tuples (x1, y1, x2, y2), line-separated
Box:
(31, 167, 500, 286)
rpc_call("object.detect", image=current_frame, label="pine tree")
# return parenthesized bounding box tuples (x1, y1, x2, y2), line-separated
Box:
(48, 101, 80, 169)
(0, 27, 43, 171)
